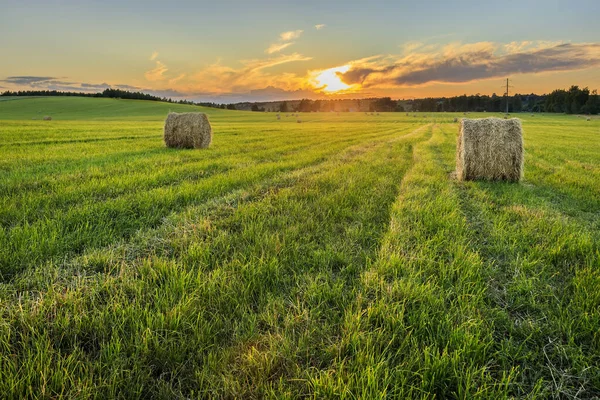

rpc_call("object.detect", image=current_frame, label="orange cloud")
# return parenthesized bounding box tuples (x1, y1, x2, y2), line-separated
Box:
(280, 30, 303, 41)
(186, 53, 312, 94)
(266, 42, 295, 54)
(145, 61, 168, 81)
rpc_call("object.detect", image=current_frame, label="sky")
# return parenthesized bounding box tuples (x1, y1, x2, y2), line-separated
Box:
(1, 0, 599, 103)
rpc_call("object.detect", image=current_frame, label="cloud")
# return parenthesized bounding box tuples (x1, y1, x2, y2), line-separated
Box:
(168, 73, 186, 85)
(145, 61, 168, 81)
(1, 76, 58, 85)
(266, 42, 295, 54)
(150, 51, 159, 61)
(144, 88, 187, 98)
(315, 24, 326, 30)
(80, 82, 110, 89)
(0, 76, 116, 92)
(115, 84, 142, 90)
(0, 74, 188, 99)
(265, 29, 304, 54)
(339, 42, 600, 88)
(189, 53, 312, 94)
(280, 30, 303, 41)
(189, 85, 326, 103)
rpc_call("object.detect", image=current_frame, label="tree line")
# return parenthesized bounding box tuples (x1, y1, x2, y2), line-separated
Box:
(410, 86, 598, 114)
(0, 88, 196, 105)
(2, 85, 598, 114)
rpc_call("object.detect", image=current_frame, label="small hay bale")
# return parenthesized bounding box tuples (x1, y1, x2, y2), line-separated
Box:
(297, 119, 302, 123)
(456, 117, 523, 182)
(587, 117, 591, 121)
(43, 116, 52, 121)
(453, 117, 458, 123)
(276, 115, 281, 120)
(531, 114, 535, 117)
(163, 112, 212, 149)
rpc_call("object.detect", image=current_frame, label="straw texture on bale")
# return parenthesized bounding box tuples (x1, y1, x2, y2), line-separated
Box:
(43, 116, 52, 121)
(456, 117, 523, 182)
(163, 112, 212, 149)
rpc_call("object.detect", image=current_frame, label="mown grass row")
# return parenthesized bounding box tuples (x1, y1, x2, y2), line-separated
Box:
(300, 124, 599, 398)
(0, 122, 432, 398)
(0, 119, 420, 278)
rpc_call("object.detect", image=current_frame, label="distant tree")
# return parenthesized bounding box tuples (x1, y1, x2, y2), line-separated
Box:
(370, 97, 396, 112)
(227, 104, 236, 110)
(251, 104, 260, 112)
(279, 101, 288, 113)
(513, 95, 523, 112)
(297, 99, 313, 112)
(583, 90, 599, 114)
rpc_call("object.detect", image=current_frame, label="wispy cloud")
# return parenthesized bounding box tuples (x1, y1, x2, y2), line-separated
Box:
(315, 24, 326, 30)
(0, 76, 114, 92)
(265, 29, 304, 54)
(145, 61, 168, 81)
(280, 30, 303, 41)
(1, 76, 58, 86)
(339, 41, 600, 88)
(150, 51, 159, 61)
(266, 42, 295, 54)
(115, 84, 141, 90)
(168, 73, 186, 85)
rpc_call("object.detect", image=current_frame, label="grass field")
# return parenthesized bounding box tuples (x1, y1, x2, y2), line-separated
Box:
(1, 97, 599, 399)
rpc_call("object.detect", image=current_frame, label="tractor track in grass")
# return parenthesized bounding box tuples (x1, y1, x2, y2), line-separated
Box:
(0, 123, 431, 281)
(1, 124, 417, 225)
(0, 134, 161, 147)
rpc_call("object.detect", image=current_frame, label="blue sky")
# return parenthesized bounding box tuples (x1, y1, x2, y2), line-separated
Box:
(1, 0, 599, 102)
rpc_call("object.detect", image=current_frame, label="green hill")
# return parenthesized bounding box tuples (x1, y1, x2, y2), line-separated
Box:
(0, 96, 234, 120)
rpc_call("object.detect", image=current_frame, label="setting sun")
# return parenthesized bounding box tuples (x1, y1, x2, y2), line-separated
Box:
(311, 65, 356, 93)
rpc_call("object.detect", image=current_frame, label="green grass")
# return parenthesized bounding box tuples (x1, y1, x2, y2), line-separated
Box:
(1, 97, 599, 399)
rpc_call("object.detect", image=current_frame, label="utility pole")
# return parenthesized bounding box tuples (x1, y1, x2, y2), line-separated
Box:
(503, 78, 513, 114)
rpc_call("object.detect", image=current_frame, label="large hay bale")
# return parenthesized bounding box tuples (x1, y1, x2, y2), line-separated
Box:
(43, 116, 52, 121)
(456, 117, 523, 182)
(163, 112, 212, 149)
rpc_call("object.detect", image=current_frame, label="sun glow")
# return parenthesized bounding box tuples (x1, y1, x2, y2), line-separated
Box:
(311, 65, 356, 93)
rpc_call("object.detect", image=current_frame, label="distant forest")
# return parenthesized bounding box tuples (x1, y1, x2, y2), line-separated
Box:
(2, 85, 598, 114)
